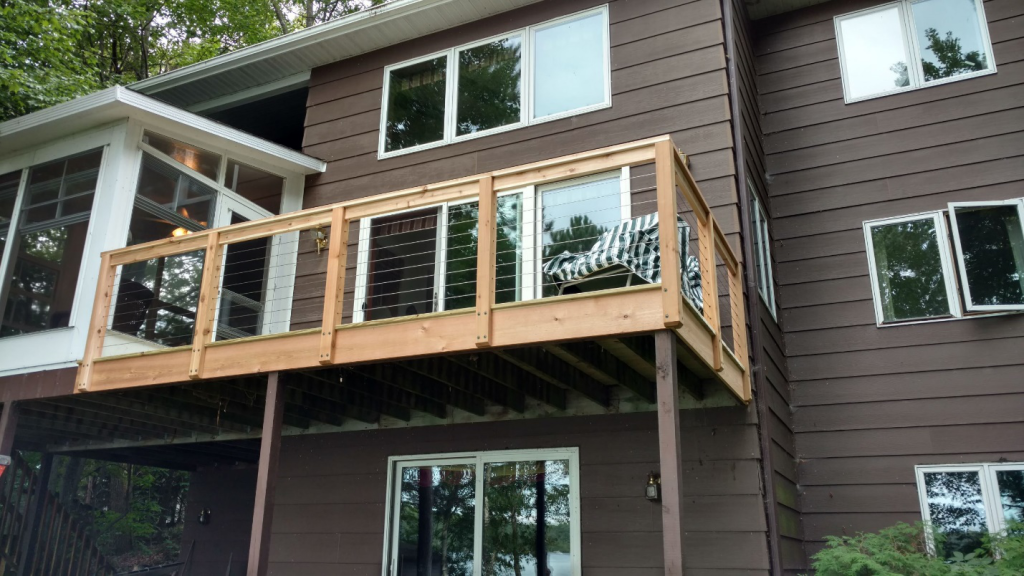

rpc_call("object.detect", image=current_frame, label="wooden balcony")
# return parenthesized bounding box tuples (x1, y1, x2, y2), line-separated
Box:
(75, 136, 750, 404)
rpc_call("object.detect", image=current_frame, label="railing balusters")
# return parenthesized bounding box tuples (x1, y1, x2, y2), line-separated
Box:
(48, 508, 65, 573)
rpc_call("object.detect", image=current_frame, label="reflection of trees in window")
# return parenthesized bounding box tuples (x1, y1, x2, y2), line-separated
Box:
(924, 471, 988, 558)
(444, 197, 522, 310)
(483, 460, 571, 576)
(457, 38, 522, 136)
(953, 205, 1024, 306)
(386, 57, 448, 152)
(871, 219, 950, 321)
(399, 466, 476, 576)
(920, 27, 986, 81)
(998, 470, 1024, 523)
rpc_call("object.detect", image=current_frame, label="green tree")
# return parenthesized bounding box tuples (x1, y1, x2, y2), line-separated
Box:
(920, 27, 986, 82)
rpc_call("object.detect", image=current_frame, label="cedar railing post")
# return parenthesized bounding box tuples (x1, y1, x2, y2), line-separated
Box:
(77, 253, 117, 392)
(189, 232, 223, 379)
(655, 140, 683, 328)
(475, 175, 496, 347)
(704, 215, 722, 372)
(319, 207, 350, 365)
(655, 330, 685, 575)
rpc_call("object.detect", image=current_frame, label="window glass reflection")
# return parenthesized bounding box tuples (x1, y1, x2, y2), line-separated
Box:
(912, 0, 990, 83)
(143, 131, 221, 181)
(923, 471, 989, 558)
(457, 36, 522, 136)
(533, 12, 606, 119)
(445, 195, 523, 310)
(997, 469, 1024, 524)
(0, 150, 102, 338)
(365, 208, 439, 320)
(870, 217, 951, 322)
(838, 6, 912, 99)
(113, 252, 204, 348)
(482, 460, 572, 576)
(385, 56, 448, 153)
(397, 464, 476, 576)
(952, 204, 1024, 307)
(541, 175, 623, 297)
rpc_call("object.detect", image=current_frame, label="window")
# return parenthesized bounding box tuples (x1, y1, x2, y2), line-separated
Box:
(380, 6, 610, 157)
(864, 199, 1024, 325)
(354, 170, 630, 321)
(835, 0, 995, 103)
(916, 463, 1024, 558)
(384, 449, 581, 576)
(0, 150, 103, 337)
(749, 184, 776, 318)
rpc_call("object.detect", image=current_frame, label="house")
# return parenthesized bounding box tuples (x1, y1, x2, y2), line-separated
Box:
(0, 0, 1020, 574)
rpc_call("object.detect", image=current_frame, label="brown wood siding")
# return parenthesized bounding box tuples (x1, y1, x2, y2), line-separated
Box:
(180, 466, 258, 575)
(268, 410, 770, 574)
(734, 0, 802, 572)
(294, 0, 743, 330)
(754, 0, 1024, 561)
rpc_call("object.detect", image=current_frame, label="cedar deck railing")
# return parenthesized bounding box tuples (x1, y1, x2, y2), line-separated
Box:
(75, 135, 751, 403)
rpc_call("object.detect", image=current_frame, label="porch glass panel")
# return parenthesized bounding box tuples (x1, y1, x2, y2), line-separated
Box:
(365, 208, 439, 320)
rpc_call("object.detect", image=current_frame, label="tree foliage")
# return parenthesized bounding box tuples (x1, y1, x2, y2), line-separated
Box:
(0, 0, 384, 122)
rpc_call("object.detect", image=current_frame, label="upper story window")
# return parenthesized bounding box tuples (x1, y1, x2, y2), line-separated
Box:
(384, 448, 581, 576)
(834, 0, 995, 103)
(916, 463, 1024, 558)
(749, 183, 777, 319)
(380, 6, 611, 158)
(0, 150, 104, 337)
(863, 199, 1024, 325)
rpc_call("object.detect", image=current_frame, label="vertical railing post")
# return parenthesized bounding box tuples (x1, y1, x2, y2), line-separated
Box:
(728, 262, 749, 372)
(655, 140, 683, 328)
(319, 207, 350, 365)
(189, 232, 223, 380)
(703, 216, 722, 372)
(475, 175, 496, 348)
(77, 253, 117, 392)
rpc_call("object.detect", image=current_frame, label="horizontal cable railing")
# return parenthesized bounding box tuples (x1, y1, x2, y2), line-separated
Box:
(77, 136, 750, 402)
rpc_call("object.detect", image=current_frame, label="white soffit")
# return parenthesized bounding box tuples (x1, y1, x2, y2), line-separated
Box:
(130, 0, 542, 109)
(745, 0, 834, 20)
(0, 87, 326, 174)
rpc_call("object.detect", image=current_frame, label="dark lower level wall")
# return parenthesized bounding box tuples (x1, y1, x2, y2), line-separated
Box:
(261, 409, 770, 575)
(180, 466, 257, 576)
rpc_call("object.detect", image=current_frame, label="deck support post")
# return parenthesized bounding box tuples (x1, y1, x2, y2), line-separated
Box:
(247, 372, 285, 576)
(17, 452, 53, 576)
(655, 330, 685, 575)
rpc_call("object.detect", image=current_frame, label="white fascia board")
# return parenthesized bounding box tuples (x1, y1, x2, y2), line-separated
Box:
(0, 87, 326, 174)
(131, 0, 448, 95)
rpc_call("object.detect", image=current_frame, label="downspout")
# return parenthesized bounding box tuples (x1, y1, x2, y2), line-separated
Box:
(721, 1, 784, 574)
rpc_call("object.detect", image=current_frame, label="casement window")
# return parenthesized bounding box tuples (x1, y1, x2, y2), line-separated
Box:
(834, 0, 996, 103)
(0, 149, 104, 337)
(379, 6, 611, 157)
(749, 184, 776, 318)
(915, 463, 1024, 558)
(863, 199, 1024, 325)
(353, 170, 630, 322)
(383, 448, 581, 576)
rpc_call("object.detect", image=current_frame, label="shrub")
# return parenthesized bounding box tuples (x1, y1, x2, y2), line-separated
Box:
(808, 521, 1024, 576)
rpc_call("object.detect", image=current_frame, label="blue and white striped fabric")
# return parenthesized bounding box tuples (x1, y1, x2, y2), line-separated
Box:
(542, 213, 703, 313)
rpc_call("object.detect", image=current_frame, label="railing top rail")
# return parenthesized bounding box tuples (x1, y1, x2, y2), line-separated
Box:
(103, 135, 680, 266)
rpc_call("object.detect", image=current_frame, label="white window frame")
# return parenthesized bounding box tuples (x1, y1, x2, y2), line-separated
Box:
(947, 199, 1024, 313)
(749, 183, 776, 319)
(378, 5, 611, 159)
(834, 0, 997, 104)
(915, 463, 1024, 555)
(382, 447, 582, 576)
(863, 211, 962, 325)
(353, 168, 629, 323)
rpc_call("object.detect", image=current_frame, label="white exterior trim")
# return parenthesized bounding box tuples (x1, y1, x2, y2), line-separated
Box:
(0, 86, 325, 174)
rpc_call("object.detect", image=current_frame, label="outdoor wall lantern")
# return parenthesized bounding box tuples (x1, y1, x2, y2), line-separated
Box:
(313, 226, 328, 255)
(0, 455, 10, 480)
(645, 471, 661, 502)
(198, 508, 211, 525)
